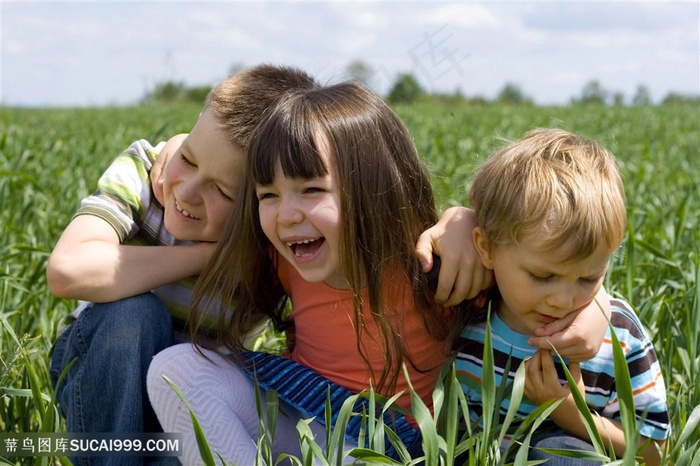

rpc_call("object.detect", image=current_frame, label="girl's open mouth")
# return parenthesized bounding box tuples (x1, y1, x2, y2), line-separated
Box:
(287, 237, 325, 257)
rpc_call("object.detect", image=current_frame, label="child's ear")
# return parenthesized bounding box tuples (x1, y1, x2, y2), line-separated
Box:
(472, 227, 495, 270)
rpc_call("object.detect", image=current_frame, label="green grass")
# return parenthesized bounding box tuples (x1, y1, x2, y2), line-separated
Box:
(1, 102, 698, 464)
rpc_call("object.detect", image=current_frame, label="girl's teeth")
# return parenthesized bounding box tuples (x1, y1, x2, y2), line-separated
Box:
(287, 238, 319, 246)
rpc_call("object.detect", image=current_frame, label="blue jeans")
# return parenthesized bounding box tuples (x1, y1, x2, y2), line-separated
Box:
(529, 431, 599, 465)
(50, 293, 179, 466)
(452, 430, 598, 465)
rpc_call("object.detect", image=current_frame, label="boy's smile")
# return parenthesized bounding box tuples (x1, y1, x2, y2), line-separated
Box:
(174, 200, 200, 219)
(162, 108, 244, 242)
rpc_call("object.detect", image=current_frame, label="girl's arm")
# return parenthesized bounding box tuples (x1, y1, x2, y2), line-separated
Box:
(46, 215, 214, 303)
(525, 349, 664, 465)
(527, 286, 611, 362)
(415, 206, 492, 306)
(416, 205, 610, 362)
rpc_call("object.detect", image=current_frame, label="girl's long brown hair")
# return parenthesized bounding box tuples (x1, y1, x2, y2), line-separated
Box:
(191, 81, 458, 392)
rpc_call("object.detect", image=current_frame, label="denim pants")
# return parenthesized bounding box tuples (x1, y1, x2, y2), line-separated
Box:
(50, 293, 179, 466)
(529, 431, 599, 465)
(452, 430, 599, 466)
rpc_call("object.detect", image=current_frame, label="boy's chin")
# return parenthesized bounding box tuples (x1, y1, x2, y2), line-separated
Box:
(176, 232, 216, 243)
(163, 220, 201, 242)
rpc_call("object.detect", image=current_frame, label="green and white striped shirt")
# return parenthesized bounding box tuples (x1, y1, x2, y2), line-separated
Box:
(69, 140, 199, 339)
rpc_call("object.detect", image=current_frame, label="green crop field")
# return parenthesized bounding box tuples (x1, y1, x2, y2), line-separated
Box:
(1, 102, 698, 465)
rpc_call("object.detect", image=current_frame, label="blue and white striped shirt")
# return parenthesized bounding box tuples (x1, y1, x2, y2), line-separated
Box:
(455, 298, 670, 441)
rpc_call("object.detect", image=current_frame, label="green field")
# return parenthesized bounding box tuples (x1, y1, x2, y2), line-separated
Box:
(1, 102, 698, 464)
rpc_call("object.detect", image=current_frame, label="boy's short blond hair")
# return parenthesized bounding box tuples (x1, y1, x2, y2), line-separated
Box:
(206, 64, 316, 149)
(470, 128, 626, 260)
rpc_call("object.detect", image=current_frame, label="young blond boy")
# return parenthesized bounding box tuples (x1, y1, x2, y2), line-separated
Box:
(456, 128, 670, 465)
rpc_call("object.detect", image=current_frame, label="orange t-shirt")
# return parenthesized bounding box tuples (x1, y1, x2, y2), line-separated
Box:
(278, 257, 451, 414)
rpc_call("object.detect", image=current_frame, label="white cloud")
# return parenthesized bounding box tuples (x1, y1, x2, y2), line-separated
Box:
(3, 39, 24, 54)
(656, 46, 697, 66)
(1, 1, 697, 107)
(567, 31, 653, 49)
(425, 3, 502, 29)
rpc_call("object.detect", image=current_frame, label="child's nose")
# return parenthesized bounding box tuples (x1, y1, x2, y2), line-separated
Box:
(545, 285, 578, 312)
(278, 197, 303, 225)
(178, 178, 202, 204)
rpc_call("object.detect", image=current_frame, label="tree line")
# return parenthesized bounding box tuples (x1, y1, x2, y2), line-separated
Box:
(142, 61, 699, 107)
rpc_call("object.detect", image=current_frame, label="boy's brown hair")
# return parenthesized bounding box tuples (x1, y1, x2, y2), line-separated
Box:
(206, 64, 316, 149)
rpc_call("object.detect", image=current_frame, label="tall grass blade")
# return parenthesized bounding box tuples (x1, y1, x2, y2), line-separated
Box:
(325, 391, 358, 462)
(608, 327, 639, 465)
(402, 364, 439, 465)
(295, 418, 329, 466)
(676, 403, 700, 447)
(510, 399, 558, 464)
(162, 375, 216, 466)
(479, 308, 497, 463)
(438, 362, 459, 464)
(252, 372, 273, 465)
(550, 346, 606, 456)
(496, 356, 525, 451)
(670, 410, 700, 465)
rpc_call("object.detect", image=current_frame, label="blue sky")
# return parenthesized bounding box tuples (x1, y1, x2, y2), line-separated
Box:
(2, 1, 698, 107)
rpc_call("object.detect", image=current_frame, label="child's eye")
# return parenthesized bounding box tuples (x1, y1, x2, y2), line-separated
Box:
(580, 276, 602, 285)
(304, 186, 325, 194)
(529, 273, 552, 283)
(180, 154, 196, 168)
(216, 186, 234, 202)
(256, 190, 276, 201)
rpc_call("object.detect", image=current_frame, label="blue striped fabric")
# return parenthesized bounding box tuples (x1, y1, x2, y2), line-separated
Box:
(455, 298, 670, 442)
(239, 351, 421, 458)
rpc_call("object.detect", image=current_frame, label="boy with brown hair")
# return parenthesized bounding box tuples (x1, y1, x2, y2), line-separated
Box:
(47, 64, 318, 466)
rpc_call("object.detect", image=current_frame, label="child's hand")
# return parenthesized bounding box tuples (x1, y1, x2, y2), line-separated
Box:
(151, 134, 188, 205)
(415, 207, 492, 306)
(524, 349, 584, 406)
(524, 349, 589, 436)
(527, 286, 611, 362)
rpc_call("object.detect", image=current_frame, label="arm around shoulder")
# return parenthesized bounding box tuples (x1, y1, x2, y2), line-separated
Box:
(415, 206, 492, 306)
(47, 215, 213, 302)
(47, 215, 121, 299)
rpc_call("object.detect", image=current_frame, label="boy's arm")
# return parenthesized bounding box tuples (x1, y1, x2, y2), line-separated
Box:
(525, 349, 664, 465)
(527, 286, 611, 362)
(415, 206, 492, 306)
(46, 215, 214, 303)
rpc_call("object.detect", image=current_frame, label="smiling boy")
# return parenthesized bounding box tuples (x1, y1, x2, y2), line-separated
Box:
(46, 64, 318, 466)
